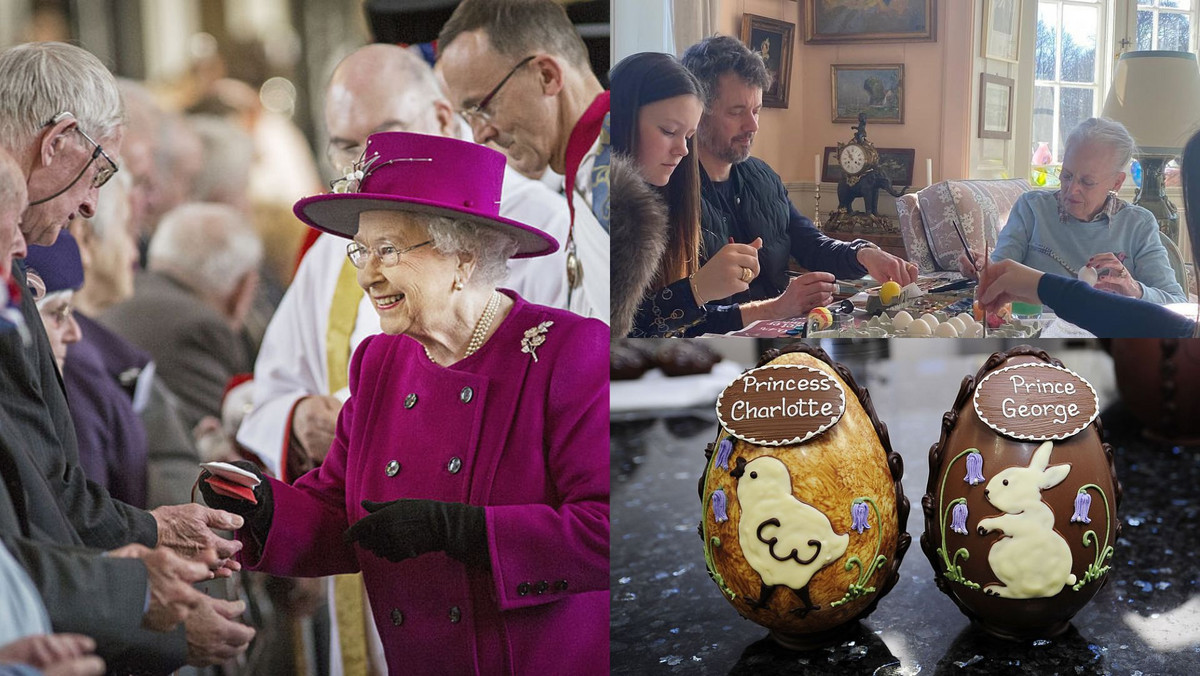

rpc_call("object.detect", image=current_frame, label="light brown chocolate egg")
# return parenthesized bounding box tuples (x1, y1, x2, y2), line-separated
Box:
(700, 343, 910, 649)
(920, 346, 1121, 640)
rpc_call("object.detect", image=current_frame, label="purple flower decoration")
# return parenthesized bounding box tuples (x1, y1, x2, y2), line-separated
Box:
(1071, 490, 1092, 524)
(951, 502, 969, 535)
(716, 438, 733, 470)
(964, 451, 984, 485)
(851, 501, 870, 534)
(712, 490, 728, 523)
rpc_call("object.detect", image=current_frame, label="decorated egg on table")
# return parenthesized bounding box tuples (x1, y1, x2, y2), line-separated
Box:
(700, 343, 910, 648)
(920, 346, 1120, 640)
(879, 281, 902, 306)
(807, 306, 834, 331)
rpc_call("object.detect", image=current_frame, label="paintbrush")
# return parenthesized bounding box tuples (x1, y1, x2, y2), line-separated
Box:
(950, 219, 980, 275)
(982, 235, 989, 340)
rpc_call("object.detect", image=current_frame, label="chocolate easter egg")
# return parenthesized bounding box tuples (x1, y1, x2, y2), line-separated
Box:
(921, 346, 1121, 640)
(699, 343, 910, 649)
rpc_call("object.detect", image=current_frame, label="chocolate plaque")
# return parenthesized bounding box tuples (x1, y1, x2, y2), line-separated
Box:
(973, 362, 1098, 441)
(716, 364, 846, 446)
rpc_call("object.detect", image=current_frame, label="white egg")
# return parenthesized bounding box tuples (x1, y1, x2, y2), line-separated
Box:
(934, 322, 960, 338)
(957, 312, 974, 325)
(893, 310, 914, 330)
(907, 319, 932, 336)
(966, 323, 983, 338)
(947, 316, 966, 333)
(920, 313, 940, 327)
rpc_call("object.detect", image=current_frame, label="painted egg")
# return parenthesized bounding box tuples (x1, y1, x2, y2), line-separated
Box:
(893, 310, 914, 330)
(921, 346, 1120, 640)
(879, 281, 903, 305)
(701, 343, 910, 648)
(808, 306, 834, 331)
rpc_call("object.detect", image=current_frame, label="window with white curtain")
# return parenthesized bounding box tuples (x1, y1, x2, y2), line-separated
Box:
(1032, 0, 1198, 179)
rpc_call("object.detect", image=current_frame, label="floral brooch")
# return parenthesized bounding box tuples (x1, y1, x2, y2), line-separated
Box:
(521, 321, 554, 362)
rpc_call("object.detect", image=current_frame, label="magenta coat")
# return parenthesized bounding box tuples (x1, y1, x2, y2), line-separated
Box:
(241, 292, 610, 675)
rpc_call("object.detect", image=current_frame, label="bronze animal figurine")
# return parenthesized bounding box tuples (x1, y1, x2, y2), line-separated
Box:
(837, 168, 908, 216)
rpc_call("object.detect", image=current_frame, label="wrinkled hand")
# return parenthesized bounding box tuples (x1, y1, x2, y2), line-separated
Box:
(107, 544, 210, 632)
(0, 634, 103, 675)
(958, 249, 984, 280)
(151, 503, 245, 578)
(345, 499, 487, 567)
(185, 597, 256, 667)
(1087, 252, 1142, 298)
(691, 238, 762, 303)
(858, 246, 918, 286)
(292, 395, 341, 467)
(977, 259, 1044, 313)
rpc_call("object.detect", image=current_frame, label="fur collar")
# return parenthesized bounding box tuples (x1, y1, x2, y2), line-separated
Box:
(609, 152, 668, 337)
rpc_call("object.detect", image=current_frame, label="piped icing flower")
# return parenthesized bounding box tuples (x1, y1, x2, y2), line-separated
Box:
(851, 500, 870, 534)
(1071, 490, 1092, 524)
(951, 502, 969, 535)
(964, 451, 984, 485)
(715, 438, 733, 470)
(712, 490, 728, 523)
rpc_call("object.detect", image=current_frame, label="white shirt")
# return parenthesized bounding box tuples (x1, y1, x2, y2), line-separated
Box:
(569, 137, 611, 323)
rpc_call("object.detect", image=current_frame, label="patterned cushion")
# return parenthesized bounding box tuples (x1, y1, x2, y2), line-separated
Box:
(899, 179, 1030, 272)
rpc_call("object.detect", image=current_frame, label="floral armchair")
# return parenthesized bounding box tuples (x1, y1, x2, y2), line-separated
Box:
(895, 179, 1030, 273)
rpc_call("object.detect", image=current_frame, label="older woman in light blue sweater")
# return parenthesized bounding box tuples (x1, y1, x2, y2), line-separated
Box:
(964, 117, 1186, 304)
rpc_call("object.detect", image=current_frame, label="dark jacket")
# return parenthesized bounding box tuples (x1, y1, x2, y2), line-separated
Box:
(699, 157, 867, 305)
(0, 263, 185, 673)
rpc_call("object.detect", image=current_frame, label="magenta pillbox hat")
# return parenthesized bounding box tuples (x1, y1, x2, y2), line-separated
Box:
(294, 131, 558, 259)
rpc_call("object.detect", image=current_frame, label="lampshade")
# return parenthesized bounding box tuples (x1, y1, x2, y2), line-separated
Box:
(1102, 51, 1200, 155)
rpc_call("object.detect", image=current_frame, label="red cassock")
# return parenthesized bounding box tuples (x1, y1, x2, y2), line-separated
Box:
(241, 292, 610, 675)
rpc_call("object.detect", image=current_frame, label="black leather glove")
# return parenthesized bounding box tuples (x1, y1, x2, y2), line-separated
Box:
(345, 499, 488, 567)
(197, 460, 274, 541)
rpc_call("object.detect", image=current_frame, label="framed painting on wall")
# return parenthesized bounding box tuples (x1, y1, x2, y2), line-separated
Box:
(831, 64, 904, 124)
(804, 0, 936, 44)
(982, 0, 1022, 62)
(823, 146, 915, 185)
(741, 13, 795, 108)
(979, 73, 1015, 139)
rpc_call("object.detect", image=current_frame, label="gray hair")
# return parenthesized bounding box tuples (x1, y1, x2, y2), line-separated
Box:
(681, 35, 773, 109)
(0, 42, 123, 152)
(147, 203, 263, 298)
(188, 114, 252, 204)
(1066, 117, 1137, 172)
(438, 0, 590, 69)
(425, 215, 515, 287)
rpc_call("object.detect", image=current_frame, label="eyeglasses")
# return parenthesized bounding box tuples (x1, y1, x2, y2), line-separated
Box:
(460, 55, 536, 127)
(28, 113, 119, 206)
(43, 302, 74, 327)
(346, 239, 432, 269)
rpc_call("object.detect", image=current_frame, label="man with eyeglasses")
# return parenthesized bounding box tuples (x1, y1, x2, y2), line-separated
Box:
(437, 0, 611, 324)
(0, 41, 255, 671)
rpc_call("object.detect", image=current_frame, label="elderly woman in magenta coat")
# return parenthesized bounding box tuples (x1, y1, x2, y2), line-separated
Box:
(199, 132, 609, 675)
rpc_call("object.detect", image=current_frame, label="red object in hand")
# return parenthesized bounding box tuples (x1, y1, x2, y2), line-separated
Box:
(204, 475, 258, 504)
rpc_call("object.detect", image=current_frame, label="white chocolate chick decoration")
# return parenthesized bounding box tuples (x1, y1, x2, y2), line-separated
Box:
(732, 455, 849, 617)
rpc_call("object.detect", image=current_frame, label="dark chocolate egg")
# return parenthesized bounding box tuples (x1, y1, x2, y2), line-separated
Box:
(699, 343, 910, 649)
(921, 346, 1121, 640)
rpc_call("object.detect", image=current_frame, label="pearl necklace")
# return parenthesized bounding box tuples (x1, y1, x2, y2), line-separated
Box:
(424, 290, 502, 364)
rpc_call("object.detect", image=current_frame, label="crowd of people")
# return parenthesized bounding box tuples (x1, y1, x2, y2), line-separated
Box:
(610, 37, 1200, 339)
(0, 0, 610, 674)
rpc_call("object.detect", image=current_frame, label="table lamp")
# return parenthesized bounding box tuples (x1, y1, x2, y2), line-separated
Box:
(1102, 50, 1200, 242)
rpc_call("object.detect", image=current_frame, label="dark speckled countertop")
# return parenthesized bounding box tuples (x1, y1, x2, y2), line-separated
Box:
(610, 349, 1200, 675)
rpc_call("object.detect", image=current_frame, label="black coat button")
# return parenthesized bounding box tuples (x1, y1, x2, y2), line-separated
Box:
(404, 393, 417, 409)
(390, 608, 403, 626)
(449, 606, 461, 623)
(555, 580, 568, 592)
(517, 583, 530, 596)
(535, 580, 549, 595)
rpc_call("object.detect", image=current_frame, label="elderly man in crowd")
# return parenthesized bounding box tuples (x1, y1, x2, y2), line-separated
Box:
(680, 36, 917, 323)
(101, 202, 262, 431)
(436, 0, 611, 323)
(0, 41, 254, 671)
